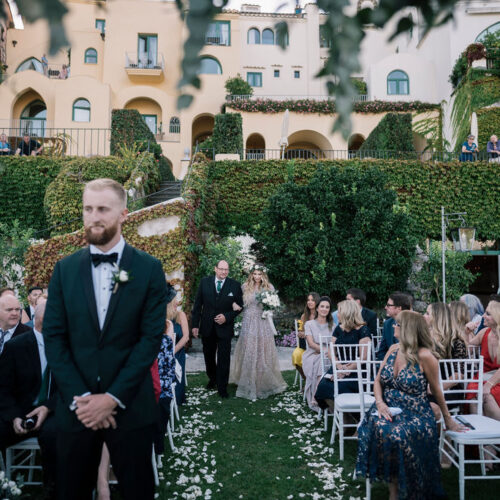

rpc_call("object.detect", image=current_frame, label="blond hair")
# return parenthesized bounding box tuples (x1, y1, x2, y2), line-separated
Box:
(166, 298, 179, 322)
(84, 178, 127, 209)
(398, 310, 436, 367)
(243, 269, 272, 304)
(428, 302, 452, 359)
(449, 301, 470, 345)
(337, 299, 365, 332)
(487, 301, 500, 361)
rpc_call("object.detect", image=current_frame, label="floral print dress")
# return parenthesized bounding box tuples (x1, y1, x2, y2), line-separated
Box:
(356, 348, 445, 500)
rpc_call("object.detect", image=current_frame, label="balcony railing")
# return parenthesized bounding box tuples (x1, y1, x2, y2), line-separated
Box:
(204, 34, 230, 46)
(195, 148, 494, 162)
(125, 53, 164, 71)
(226, 94, 368, 102)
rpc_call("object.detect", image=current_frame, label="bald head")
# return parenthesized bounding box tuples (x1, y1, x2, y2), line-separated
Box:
(34, 298, 47, 333)
(0, 294, 22, 330)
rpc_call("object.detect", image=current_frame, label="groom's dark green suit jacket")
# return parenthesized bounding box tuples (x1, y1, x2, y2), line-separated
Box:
(43, 243, 167, 432)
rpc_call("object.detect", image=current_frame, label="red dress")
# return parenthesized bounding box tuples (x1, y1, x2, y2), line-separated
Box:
(468, 328, 500, 406)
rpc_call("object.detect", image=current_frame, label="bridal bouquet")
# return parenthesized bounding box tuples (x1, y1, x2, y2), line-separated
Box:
(0, 471, 22, 498)
(256, 290, 281, 319)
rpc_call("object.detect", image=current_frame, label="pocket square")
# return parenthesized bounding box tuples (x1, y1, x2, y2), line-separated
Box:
(228, 292, 234, 296)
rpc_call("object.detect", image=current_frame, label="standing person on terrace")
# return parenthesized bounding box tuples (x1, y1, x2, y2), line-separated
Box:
(487, 134, 499, 162)
(459, 134, 479, 161)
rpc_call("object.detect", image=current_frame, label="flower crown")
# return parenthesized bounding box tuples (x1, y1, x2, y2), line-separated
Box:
(251, 264, 268, 273)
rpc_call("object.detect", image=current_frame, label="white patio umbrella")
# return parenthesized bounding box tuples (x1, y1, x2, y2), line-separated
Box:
(279, 109, 289, 159)
(470, 112, 478, 142)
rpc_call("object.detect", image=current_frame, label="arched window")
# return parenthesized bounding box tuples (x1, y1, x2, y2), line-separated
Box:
(169, 117, 180, 133)
(16, 57, 43, 74)
(387, 70, 409, 95)
(20, 99, 47, 136)
(262, 28, 274, 45)
(72, 98, 91, 122)
(198, 56, 222, 75)
(475, 22, 500, 42)
(84, 48, 98, 64)
(247, 28, 260, 44)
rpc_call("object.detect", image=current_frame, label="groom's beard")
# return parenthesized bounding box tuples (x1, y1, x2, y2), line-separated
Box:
(85, 221, 120, 245)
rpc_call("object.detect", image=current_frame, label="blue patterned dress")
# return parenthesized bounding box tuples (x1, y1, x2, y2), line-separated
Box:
(356, 349, 445, 500)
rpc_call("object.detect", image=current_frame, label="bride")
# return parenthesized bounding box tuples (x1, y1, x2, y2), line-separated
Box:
(229, 264, 287, 400)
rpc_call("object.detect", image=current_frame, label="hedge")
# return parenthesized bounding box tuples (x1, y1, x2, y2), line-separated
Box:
(212, 113, 243, 154)
(360, 113, 415, 152)
(0, 157, 68, 232)
(24, 201, 189, 292)
(477, 108, 500, 151)
(227, 99, 440, 114)
(184, 159, 500, 242)
(44, 154, 161, 234)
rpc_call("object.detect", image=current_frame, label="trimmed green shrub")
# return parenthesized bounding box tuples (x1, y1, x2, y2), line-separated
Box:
(212, 113, 243, 154)
(225, 74, 253, 97)
(449, 52, 468, 89)
(351, 78, 367, 95)
(477, 108, 500, 150)
(0, 157, 66, 232)
(184, 159, 500, 242)
(253, 166, 418, 305)
(359, 113, 415, 152)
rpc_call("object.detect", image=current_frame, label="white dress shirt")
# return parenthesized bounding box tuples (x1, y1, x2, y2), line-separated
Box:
(214, 277, 226, 292)
(90, 236, 126, 329)
(33, 327, 47, 375)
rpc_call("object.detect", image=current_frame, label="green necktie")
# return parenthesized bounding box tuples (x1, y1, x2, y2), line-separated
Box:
(216, 280, 222, 293)
(36, 368, 50, 405)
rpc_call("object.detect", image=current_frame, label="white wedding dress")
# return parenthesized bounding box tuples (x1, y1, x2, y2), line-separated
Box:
(229, 285, 287, 400)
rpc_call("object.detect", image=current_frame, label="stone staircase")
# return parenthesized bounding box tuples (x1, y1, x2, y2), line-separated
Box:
(146, 180, 183, 206)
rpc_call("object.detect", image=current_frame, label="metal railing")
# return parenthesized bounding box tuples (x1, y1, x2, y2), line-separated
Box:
(0, 128, 111, 156)
(204, 34, 230, 46)
(226, 94, 368, 102)
(195, 148, 495, 162)
(125, 53, 165, 70)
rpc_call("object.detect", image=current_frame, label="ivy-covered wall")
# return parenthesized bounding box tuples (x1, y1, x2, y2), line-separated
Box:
(360, 113, 415, 152)
(24, 201, 190, 296)
(0, 157, 66, 232)
(184, 158, 500, 242)
(477, 108, 500, 150)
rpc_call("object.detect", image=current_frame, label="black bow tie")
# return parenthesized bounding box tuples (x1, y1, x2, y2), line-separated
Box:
(91, 253, 118, 267)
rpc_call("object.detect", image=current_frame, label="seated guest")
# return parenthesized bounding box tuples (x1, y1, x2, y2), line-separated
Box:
(24, 286, 44, 324)
(487, 135, 499, 162)
(315, 300, 371, 410)
(424, 302, 467, 420)
(356, 311, 464, 500)
(302, 296, 334, 412)
(0, 294, 32, 355)
(168, 293, 189, 405)
(15, 134, 43, 156)
(293, 293, 320, 383)
(377, 292, 412, 360)
(461, 293, 484, 334)
(459, 134, 479, 162)
(346, 287, 377, 337)
(449, 301, 472, 344)
(0, 299, 57, 496)
(0, 133, 11, 155)
(468, 301, 500, 421)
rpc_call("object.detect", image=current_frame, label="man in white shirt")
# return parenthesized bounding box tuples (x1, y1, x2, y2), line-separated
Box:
(0, 294, 31, 355)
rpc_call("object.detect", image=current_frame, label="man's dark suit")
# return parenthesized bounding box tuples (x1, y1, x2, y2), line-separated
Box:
(0, 331, 57, 488)
(43, 243, 167, 500)
(376, 317, 397, 361)
(11, 321, 31, 338)
(191, 276, 243, 395)
(24, 305, 33, 321)
(361, 307, 378, 338)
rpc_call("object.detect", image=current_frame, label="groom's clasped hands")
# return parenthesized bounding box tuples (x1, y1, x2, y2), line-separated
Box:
(74, 393, 118, 430)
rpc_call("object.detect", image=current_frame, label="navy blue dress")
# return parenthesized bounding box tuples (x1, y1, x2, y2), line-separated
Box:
(314, 325, 371, 409)
(174, 320, 186, 405)
(356, 349, 445, 499)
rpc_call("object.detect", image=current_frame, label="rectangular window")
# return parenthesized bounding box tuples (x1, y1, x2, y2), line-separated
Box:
(319, 25, 331, 48)
(247, 72, 262, 87)
(141, 114, 157, 134)
(138, 34, 158, 68)
(294, 70, 300, 79)
(95, 19, 106, 34)
(274, 69, 280, 78)
(205, 21, 231, 46)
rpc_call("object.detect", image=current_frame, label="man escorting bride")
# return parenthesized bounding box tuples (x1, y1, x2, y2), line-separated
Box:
(230, 264, 287, 400)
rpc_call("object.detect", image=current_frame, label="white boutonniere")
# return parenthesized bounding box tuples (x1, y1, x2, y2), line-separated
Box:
(111, 263, 132, 293)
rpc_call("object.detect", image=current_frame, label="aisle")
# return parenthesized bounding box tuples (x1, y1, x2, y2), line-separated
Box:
(157, 372, 362, 500)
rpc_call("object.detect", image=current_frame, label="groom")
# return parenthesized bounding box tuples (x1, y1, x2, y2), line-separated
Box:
(43, 178, 167, 500)
(191, 260, 243, 398)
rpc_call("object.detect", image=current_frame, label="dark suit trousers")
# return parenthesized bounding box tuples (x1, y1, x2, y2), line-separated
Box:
(56, 424, 155, 500)
(202, 326, 232, 393)
(0, 413, 57, 488)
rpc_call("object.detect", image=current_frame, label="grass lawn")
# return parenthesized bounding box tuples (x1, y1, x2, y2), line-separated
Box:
(158, 371, 500, 500)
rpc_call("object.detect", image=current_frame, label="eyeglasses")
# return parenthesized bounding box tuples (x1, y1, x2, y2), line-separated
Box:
(393, 322, 400, 328)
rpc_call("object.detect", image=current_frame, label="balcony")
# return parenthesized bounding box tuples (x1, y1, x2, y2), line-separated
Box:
(225, 94, 368, 102)
(125, 53, 164, 77)
(204, 34, 230, 46)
